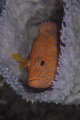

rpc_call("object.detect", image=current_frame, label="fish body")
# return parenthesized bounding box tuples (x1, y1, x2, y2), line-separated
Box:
(25, 22, 58, 88)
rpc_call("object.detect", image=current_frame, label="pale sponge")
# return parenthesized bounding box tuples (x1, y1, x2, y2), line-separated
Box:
(0, 0, 80, 104)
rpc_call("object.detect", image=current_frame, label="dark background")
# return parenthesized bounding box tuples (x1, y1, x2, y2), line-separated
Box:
(0, 76, 80, 120)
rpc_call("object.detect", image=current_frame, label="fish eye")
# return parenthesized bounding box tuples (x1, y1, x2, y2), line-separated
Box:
(40, 60, 45, 66)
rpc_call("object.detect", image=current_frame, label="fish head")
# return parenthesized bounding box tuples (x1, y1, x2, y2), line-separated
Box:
(25, 57, 52, 88)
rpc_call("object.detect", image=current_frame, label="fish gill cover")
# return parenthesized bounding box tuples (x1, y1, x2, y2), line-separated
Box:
(0, 0, 80, 105)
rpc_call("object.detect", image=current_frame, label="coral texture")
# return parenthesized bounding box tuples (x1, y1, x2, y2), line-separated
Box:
(0, 0, 80, 104)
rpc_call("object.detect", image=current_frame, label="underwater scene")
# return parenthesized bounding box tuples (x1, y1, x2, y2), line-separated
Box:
(0, 0, 80, 120)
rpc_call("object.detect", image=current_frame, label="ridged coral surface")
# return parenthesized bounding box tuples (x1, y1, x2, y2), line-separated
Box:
(0, 0, 80, 104)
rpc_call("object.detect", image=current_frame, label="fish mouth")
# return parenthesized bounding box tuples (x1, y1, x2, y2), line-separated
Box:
(28, 79, 50, 89)
(28, 79, 42, 88)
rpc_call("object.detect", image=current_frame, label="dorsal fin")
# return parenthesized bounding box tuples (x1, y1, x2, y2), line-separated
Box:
(40, 21, 57, 33)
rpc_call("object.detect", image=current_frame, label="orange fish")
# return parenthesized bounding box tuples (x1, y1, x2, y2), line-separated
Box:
(25, 22, 58, 88)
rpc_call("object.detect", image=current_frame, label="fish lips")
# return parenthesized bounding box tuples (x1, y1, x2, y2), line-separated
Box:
(28, 79, 50, 88)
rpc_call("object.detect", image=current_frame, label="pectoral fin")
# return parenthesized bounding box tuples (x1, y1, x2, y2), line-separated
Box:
(12, 53, 27, 70)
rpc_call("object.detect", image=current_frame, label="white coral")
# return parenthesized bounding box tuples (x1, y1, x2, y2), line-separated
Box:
(0, 0, 80, 104)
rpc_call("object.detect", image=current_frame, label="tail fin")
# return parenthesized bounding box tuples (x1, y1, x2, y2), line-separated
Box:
(40, 21, 57, 33)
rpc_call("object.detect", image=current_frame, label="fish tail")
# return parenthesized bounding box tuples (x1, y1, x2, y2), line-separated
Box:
(40, 21, 57, 33)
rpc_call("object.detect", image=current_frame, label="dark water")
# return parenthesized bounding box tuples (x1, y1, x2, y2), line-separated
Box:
(0, 0, 6, 14)
(0, 81, 80, 120)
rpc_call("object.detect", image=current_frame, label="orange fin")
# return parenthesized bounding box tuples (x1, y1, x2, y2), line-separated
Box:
(40, 21, 57, 33)
(25, 60, 30, 70)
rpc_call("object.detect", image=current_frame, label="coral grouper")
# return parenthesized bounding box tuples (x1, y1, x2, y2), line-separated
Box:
(13, 22, 59, 89)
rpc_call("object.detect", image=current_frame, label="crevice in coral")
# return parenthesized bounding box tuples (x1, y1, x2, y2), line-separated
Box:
(19, 0, 66, 93)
